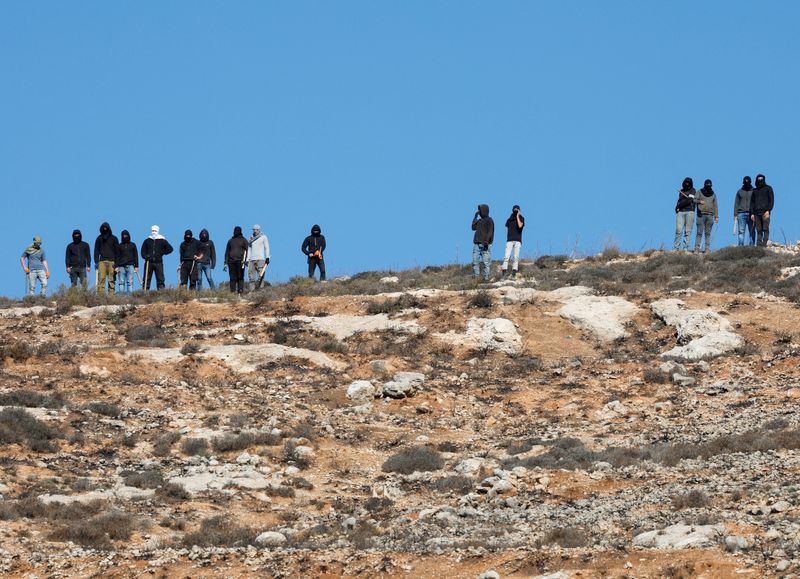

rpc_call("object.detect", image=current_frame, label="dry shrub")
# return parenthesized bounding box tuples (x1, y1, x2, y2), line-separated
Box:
(382, 446, 443, 474)
(153, 431, 182, 456)
(0, 389, 65, 409)
(86, 401, 122, 418)
(672, 490, 709, 510)
(180, 437, 209, 456)
(182, 515, 257, 547)
(49, 510, 135, 548)
(212, 431, 281, 452)
(431, 475, 473, 495)
(0, 408, 60, 452)
(540, 526, 590, 548)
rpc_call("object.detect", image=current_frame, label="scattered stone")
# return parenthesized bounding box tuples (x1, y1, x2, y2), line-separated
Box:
(347, 380, 377, 403)
(380, 276, 400, 284)
(255, 531, 286, 547)
(383, 372, 425, 399)
(436, 318, 522, 355)
(477, 571, 500, 579)
(725, 535, 748, 552)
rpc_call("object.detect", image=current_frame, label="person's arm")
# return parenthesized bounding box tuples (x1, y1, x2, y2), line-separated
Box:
(320, 236, 326, 253)
(20, 255, 28, 273)
(713, 196, 718, 221)
(210, 241, 216, 269)
(83, 243, 91, 271)
(471, 213, 480, 231)
(766, 187, 774, 216)
(93, 238, 100, 267)
(65, 245, 71, 272)
(487, 219, 494, 245)
(164, 240, 173, 255)
(750, 190, 756, 220)
(133, 244, 139, 270)
(43, 259, 50, 278)
(301, 237, 310, 255)
(263, 236, 270, 264)
(517, 213, 524, 230)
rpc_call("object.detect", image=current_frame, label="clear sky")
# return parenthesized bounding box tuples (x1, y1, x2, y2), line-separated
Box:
(2, 1, 798, 296)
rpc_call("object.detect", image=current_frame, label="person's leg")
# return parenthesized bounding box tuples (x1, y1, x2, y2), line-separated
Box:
(684, 212, 694, 251)
(502, 242, 512, 272)
(308, 258, 316, 279)
(107, 262, 116, 295)
(96, 262, 106, 294)
(737, 212, 746, 246)
(154, 263, 165, 289)
(197, 265, 204, 289)
(318, 259, 326, 281)
(228, 264, 237, 292)
(26, 271, 35, 296)
(179, 262, 189, 288)
(748, 215, 756, 245)
(704, 217, 713, 252)
(694, 215, 703, 252)
(472, 244, 480, 277)
(36, 270, 47, 296)
(762, 214, 770, 245)
(78, 269, 87, 290)
(126, 266, 134, 293)
(482, 245, 492, 281)
(754, 215, 764, 246)
(674, 212, 684, 250)
(511, 241, 521, 273)
(69, 270, 78, 287)
(189, 263, 199, 290)
(237, 264, 246, 294)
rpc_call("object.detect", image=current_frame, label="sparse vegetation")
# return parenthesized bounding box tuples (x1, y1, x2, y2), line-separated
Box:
(0, 407, 60, 452)
(212, 431, 281, 452)
(86, 401, 122, 418)
(180, 437, 210, 456)
(672, 490, 709, 510)
(182, 515, 257, 547)
(540, 526, 591, 548)
(468, 290, 493, 309)
(0, 389, 65, 409)
(382, 446, 443, 474)
(153, 431, 182, 456)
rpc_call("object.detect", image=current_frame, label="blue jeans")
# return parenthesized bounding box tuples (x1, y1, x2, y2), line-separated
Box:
(737, 211, 755, 246)
(27, 269, 47, 296)
(694, 214, 714, 252)
(472, 243, 492, 281)
(198, 264, 215, 289)
(118, 265, 136, 293)
(674, 211, 695, 250)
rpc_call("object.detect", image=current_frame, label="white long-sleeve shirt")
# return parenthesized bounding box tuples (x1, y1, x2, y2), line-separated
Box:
(248, 234, 270, 261)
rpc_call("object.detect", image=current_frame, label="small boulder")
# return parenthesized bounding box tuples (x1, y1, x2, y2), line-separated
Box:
(383, 372, 425, 399)
(347, 380, 377, 403)
(255, 531, 286, 547)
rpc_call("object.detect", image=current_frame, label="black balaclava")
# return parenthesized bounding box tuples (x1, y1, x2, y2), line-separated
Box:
(121, 230, 131, 244)
(99, 222, 111, 237)
(199, 229, 209, 242)
(72, 230, 82, 243)
(512, 205, 520, 213)
(184, 229, 193, 243)
(233, 226, 243, 237)
(681, 177, 693, 191)
(311, 224, 321, 236)
(702, 179, 714, 196)
(756, 174, 766, 187)
(742, 176, 753, 191)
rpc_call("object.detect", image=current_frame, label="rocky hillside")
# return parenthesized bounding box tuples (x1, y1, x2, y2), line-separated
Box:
(1, 245, 800, 578)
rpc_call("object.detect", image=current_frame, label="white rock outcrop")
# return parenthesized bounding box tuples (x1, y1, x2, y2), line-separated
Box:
(383, 372, 426, 399)
(633, 523, 723, 549)
(652, 299, 743, 361)
(436, 318, 522, 355)
(347, 380, 377, 403)
(557, 295, 639, 342)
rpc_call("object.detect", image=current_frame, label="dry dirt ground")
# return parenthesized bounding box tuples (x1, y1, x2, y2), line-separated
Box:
(1, 251, 800, 578)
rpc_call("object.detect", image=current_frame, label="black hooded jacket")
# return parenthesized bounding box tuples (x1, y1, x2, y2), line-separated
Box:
(302, 225, 326, 259)
(471, 204, 494, 245)
(115, 230, 139, 268)
(197, 229, 216, 268)
(94, 222, 119, 264)
(141, 236, 173, 263)
(179, 230, 202, 263)
(505, 208, 525, 242)
(676, 178, 696, 213)
(65, 230, 91, 269)
(750, 175, 775, 215)
(224, 227, 249, 264)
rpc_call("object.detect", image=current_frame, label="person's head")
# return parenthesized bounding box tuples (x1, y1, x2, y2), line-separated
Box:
(184, 229, 193, 242)
(99, 222, 111, 235)
(121, 230, 131, 244)
(682, 177, 693, 190)
(151, 225, 160, 236)
(72, 230, 82, 243)
(311, 224, 321, 235)
(703, 179, 712, 189)
(512, 205, 520, 214)
(32, 236, 42, 249)
(252, 224, 262, 235)
(478, 204, 489, 218)
(743, 176, 752, 186)
(199, 229, 209, 242)
(233, 226, 243, 237)
(756, 173, 766, 185)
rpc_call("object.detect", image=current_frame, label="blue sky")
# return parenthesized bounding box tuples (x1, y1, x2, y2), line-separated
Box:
(2, 1, 798, 296)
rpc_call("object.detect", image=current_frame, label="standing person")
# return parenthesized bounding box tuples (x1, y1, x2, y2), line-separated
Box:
(94, 222, 119, 295)
(178, 230, 204, 290)
(471, 204, 494, 281)
(674, 177, 696, 251)
(694, 179, 718, 254)
(115, 230, 139, 293)
(734, 176, 755, 246)
(501, 205, 525, 279)
(140, 225, 173, 290)
(196, 229, 216, 290)
(247, 224, 271, 290)
(224, 226, 249, 294)
(301, 224, 326, 281)
(65, 229, 91, 289)
(20, 236, 50, 296)
(750, 174, 774, 246)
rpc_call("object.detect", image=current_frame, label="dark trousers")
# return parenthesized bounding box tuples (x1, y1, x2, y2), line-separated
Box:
(308, 257, 326, 281)
(179, 260, 199, 289)
(228, 262, 245, 293)
(144, 261, 165, 290)
(69, 268, 88, 289)
(754, 213, 770, 246)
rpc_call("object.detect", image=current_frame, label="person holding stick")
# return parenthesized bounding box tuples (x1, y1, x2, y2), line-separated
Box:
(140, 225, 173, 290)
(178, 229, 204, 290)
(247, 224, 270, 291)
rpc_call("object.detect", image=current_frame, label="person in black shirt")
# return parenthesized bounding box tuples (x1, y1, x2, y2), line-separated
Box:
(141, 225, 174, 290)
(65, 229, 91, 289)
(94, 222, 119, 295)
(750, 174, 775, 246)
(178, 230, 204, 290)
(224, 226, 249, 294)
(501, 205, 525, 279)
(196, 229, 216, 290)
(471, 204, 494, 282)
(115, 230, 139, 293)
(301, 224, 327, 281)
(674, 177, 696, 251)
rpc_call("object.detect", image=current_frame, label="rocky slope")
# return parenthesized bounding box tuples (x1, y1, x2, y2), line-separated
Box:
(1, 247, 800, 578)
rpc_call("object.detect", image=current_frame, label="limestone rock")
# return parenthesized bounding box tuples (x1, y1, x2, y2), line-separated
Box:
(558, 295, 639, 342)
(383, 372, 425, 399)
(633, 524, 723, 549)
(347, 380, 377, 403)
(255, 531, 286, 547)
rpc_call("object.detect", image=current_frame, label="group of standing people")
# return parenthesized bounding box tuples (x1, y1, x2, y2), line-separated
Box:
(674, 174, 775, 252)
(470, 204, 525, 282)
(20, 223, 327, 297)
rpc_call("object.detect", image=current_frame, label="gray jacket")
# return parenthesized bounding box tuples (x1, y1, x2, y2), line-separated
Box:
(734, 188, 753, 216)
(695, 191, 718, 218)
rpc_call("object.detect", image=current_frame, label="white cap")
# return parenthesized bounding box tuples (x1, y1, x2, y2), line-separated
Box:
(151, 225, 160, 233)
